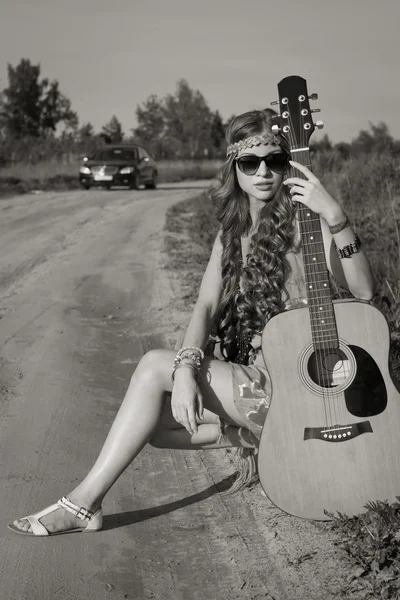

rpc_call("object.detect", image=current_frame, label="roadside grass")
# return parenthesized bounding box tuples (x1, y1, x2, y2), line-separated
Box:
(0, 158, 223, 198)
(163, 157, 400, 599)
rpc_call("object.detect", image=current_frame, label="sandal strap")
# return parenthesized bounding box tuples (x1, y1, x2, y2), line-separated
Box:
(58, 496, 94, 522)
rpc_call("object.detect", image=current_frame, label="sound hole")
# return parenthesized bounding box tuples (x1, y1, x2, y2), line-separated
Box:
(306, 345, 387, 416)
(307, 348, 350, 388)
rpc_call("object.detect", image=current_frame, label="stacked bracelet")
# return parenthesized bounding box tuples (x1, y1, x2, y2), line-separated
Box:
(328, 214, 350, 234)
(172, 346, 204, 383)
(171, 362, 199, 382)
(336, 233, 362, 259)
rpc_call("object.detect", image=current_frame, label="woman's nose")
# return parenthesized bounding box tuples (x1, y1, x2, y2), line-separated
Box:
(256, 159, 271, 177)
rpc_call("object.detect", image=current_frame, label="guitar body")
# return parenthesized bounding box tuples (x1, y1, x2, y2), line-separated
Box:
(259, 299, 400, 520)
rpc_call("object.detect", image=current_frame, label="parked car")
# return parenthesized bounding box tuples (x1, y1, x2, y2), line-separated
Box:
(79, 145, 158, 190)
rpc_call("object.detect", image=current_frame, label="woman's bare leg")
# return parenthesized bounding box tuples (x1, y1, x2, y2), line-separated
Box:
(13, 349, 250, 533)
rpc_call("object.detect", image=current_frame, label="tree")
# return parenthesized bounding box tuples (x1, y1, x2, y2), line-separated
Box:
(40, 80, 78, 135)
(310, 133, 333, 153)
(163, 79, 214, 157)
(133, 94, 166, 156)
(351, 122, 394, 155)
(210, 110, 226, 157)
(100, 115, 124, 143)
(78, 122, 95, 141)
(0, 59, 78, 138)
(131, 80, 227, 158)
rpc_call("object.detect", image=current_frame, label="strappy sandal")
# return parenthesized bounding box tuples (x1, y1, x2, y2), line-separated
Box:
(7, 496, 103, 536)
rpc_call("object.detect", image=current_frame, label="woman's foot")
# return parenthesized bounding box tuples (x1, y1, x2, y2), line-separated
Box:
(10, 495, 102, 536)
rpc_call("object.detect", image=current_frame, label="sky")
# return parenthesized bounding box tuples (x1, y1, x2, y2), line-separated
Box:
(0, 0, 399, 143)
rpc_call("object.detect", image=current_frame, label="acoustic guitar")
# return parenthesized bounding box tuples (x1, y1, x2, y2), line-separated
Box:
(258, 75, 400, 520)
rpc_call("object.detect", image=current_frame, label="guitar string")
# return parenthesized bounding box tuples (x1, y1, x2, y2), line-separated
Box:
(296, 111, 333, 431)
(297, 124, 342, 433)
(286, 110, 330, 430)
(286, 106, 331, 430)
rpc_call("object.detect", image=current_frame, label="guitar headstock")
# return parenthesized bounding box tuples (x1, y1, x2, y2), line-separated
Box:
(271, 75, 323, 152)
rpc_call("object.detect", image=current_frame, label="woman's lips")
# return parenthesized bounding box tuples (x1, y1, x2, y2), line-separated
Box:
(254, 182, 272, 190)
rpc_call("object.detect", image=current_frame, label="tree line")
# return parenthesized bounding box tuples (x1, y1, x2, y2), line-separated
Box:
(0, 58, 399, 165)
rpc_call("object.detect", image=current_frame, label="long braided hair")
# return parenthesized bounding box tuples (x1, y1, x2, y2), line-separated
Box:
(210, 108, 297, 363)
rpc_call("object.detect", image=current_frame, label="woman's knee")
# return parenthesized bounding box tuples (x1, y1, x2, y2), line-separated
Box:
(131, 349, 171, 386)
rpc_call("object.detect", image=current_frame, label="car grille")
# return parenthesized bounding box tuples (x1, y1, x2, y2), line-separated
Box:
(91, 166, 119, 176)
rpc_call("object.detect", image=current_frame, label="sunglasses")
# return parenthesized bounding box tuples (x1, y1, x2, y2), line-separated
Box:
(235, 152, 288, 176)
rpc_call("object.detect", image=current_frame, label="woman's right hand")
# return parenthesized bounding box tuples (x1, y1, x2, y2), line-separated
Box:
(171, 367, 204, 435)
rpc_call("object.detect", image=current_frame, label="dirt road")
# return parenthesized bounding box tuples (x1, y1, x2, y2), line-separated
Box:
(0, 185, 351, 600)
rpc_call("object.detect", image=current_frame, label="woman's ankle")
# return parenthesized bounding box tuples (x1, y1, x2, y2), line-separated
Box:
(67, 486, 104, 512)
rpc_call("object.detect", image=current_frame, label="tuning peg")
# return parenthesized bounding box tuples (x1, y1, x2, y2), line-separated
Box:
(271, 124, 281, 133)
(308, 93, 318, 100)
(311, 108, 321, 113)
(270, 100, 279, 106)
(315, 120, 324, 129)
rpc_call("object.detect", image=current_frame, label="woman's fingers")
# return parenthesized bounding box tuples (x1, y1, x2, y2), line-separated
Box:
(196, 389, 204, 421)
(287, 184, 305, 196)
(174, 403, 198, 434)
(187, 405, 198, 434)
(288, 160, 318, 182)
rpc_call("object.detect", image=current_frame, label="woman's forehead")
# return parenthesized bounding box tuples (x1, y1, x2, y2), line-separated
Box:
(237, 143, 281, 158)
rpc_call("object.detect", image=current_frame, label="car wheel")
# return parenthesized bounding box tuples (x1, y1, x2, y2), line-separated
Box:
(81, 183, 91, 190)
(145, 171, 157, 190)
(129, 173, 140, 190)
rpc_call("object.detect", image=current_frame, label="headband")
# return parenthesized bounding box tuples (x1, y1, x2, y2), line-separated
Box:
(226, 132, 286, 157)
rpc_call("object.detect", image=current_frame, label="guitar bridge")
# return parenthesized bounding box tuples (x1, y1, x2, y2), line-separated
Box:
(304, 421, 372, 442)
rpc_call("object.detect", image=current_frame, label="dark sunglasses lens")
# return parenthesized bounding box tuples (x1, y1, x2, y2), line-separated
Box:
(267, 153, 288, 172)
(237, 153, 288, 175)
(237, 157, 260, 175)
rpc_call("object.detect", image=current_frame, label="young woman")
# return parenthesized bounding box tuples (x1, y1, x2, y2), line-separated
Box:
(9, 109, 374, 536)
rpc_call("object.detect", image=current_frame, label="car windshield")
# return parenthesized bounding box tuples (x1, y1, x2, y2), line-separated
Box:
(92, 148, 137, 161)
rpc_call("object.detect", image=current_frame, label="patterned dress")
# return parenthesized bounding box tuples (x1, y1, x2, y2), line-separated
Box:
(229, 244, 308, 441)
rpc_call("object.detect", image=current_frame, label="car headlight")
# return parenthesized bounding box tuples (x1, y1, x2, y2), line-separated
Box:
(119, 166, 135, 174)
(79, 166, 91, 174)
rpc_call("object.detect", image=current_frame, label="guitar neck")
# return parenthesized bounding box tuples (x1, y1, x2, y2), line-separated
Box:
(289, 150, 339, 349)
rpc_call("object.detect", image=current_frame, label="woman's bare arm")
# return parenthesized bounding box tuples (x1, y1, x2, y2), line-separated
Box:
(180, 230, 224, 350)
(321, 217, 375, 301)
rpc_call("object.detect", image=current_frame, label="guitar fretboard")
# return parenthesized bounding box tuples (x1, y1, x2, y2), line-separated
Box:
(289, 150, 339, 349)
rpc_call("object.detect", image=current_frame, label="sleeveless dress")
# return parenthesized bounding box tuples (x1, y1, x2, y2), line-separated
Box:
(228, 241, 308, 441)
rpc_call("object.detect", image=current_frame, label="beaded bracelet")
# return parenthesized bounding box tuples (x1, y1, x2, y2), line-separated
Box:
(328, 214, 350, 234)
(176, 346, 204, 361)
(336, 233, 362, 259)
(171, 362, 200, 383)
(173, 346, 204, 368)
(172, 346, 204, 383)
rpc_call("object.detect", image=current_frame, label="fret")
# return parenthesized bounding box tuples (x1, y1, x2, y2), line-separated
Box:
(302, 250, 326, 256)
(299, 218, 321, 224)
(301, 236, 324, 243)
(314, 341, 339, 349)
(309, 306, 336, 312)
(300, 229, 323, 236)
(310, 317, 337, 325)
(306, 288, 331, 296)
(312, 332, 339, 337)
(306, 278, 330, 284)
(310, 319, 336, 331)
(306, 289, 332, 296)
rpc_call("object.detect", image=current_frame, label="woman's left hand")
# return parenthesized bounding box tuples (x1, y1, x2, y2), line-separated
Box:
(283, 160, 345, 228)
